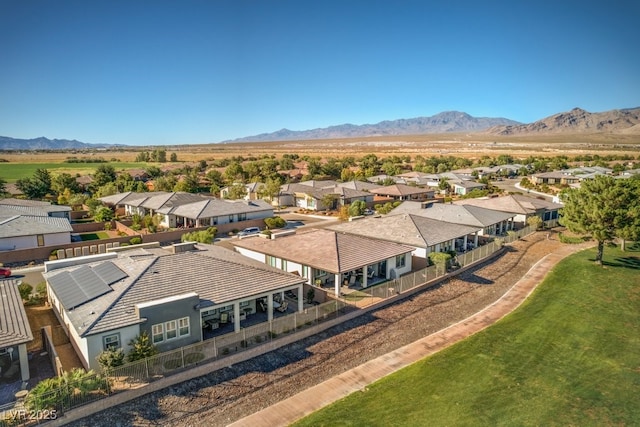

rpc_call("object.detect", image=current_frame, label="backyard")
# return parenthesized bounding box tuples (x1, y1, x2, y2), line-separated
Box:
(294, 243, 640, 426)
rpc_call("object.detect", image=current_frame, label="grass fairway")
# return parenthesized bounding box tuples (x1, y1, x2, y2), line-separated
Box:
(294, 244, 640, 427)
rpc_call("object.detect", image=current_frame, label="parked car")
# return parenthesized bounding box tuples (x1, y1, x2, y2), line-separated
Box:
(238, 227, 260, 237)
(363, 208, 374, 215)
(0, 267, 11, 278)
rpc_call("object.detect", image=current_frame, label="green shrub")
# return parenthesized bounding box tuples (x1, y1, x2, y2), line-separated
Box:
(18, 283, 33, 300)
(129, 237, 142, 245)
(558, 233, 588, 244)
(126, 331, 158, 362)
(264, 216, 287, 229)
(96, 348, 125, 373)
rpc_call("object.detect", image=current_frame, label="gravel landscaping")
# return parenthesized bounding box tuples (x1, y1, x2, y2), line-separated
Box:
(68, 230, 563, 427)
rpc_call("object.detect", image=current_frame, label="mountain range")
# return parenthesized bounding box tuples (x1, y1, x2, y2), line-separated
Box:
(225, 111, 520, 142)
(1, 107, 639, 150)
(0, 136, 113, 151)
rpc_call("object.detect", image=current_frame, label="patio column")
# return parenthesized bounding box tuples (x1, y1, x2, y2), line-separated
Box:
(233, 303, 241, 333)
(334, 273, 340, 297)
(463, 235, 468, 250)
(267, 294, 274, 322)
(297, 284, 304, 312)
(18, 343, 29, 382)
(474, 232, 479, 247)
(362, 269, 368, 288)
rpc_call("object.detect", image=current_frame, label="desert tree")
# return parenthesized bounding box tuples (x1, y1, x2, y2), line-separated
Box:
(560, 175, 640, 264)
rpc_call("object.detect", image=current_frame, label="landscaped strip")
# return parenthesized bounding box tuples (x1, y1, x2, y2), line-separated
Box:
(292, 244, 640, 426)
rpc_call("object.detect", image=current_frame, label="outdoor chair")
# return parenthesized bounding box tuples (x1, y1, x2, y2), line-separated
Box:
(220, 312, 229, 324)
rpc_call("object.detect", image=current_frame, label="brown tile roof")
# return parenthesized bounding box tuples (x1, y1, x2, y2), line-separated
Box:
(232, 228, 413, 273)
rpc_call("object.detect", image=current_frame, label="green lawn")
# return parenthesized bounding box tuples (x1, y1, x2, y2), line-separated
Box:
(0, 162, 148, 182)
(294, 243, 640, 427)
(79, 232, 110, 241)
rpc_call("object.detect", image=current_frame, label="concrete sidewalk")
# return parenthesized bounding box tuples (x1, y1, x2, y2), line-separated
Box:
(229, 243, 591, 427)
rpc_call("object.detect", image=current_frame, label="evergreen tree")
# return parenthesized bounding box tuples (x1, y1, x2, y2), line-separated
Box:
(560, 175, 640, 264)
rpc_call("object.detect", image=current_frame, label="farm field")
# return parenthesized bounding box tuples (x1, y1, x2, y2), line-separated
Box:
(0, 161, 147, 182)
(294, 244, 640, 427)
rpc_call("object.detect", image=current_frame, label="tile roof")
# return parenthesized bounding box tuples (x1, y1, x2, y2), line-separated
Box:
(370, 184, 435, 197)
(392, 201, 515, 227)
(455, 194, 562, 215)
(327, 214, 480, 248)
(44, 245, 305, 337)
(0, 198, 71, 214)
(232, 228, 413, 273)
(336, 180, 382, 191)
(0, 279, 33, 348)
(170, 198, 273, 218)
(0, 215, 73, 238)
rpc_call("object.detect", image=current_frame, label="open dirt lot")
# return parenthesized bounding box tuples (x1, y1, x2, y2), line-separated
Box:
(2, 132, 639, 164)
(67, 230, 571, 427)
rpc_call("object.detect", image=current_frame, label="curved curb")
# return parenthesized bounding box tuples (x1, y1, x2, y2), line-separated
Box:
(229, 243, 593, 427)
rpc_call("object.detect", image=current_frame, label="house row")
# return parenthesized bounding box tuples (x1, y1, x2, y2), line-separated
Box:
(529, 166, 614, 186)
(99, 191, 274, 229)
(41, 191, 562, 372)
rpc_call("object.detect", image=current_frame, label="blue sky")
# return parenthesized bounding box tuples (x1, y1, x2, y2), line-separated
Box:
(1, 0, 638, 145)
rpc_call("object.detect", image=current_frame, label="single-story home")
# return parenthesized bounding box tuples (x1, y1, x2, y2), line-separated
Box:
(369, 183, 435, 202)
(99, 191, 274, 228)
(43, 243, 306, 371)
(277, 181, 373, 211)
(0, 278, 33, 383)
(327, 214, 481, 267)
(450, 180, 487, 196)
(0, 198, 72, 221)
(232, 228, 414, 296)
(0, 207, 73, 251)
(392, 201, 517, 237)
(456, 194, 562, 225)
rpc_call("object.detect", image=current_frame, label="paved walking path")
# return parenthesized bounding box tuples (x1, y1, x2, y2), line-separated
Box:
(229, 242, 591, 427)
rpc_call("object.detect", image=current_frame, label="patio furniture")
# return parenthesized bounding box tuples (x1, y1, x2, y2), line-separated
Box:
(259, 301, 267, 312)
(220, 312, 229, 324)
(205, 320, 219, 330)
(276, 301, 288, 312)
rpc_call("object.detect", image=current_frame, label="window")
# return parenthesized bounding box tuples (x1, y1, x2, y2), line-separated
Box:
(37, 234, 45, 247)
(302, 265, 309, 278)
(238, 213, 246, 221)
(152, 324, 164, 344)
(239, 301, 249, 307)
(103, 333, 120, 351)
(178, 317, 190, 337)
(165, 320, 177, 340)
(228, 214, 234, 223)
(267, 255, 277, 267)
(281, 259, 287, 270)
(396, 254, 406, 268)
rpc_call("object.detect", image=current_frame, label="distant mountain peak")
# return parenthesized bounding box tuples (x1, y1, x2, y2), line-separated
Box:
(487, 107, 640, 135)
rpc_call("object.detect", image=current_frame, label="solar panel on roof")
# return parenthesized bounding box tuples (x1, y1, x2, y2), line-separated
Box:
(93, 262, 128, 285)
(47, 262, 127, 310)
